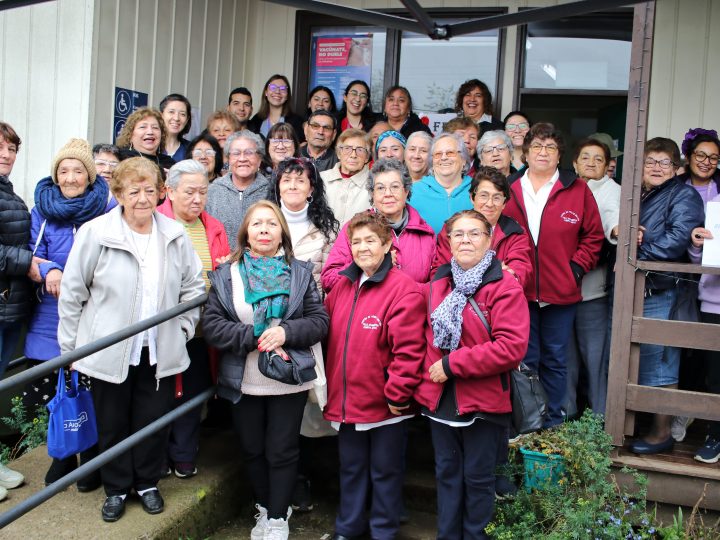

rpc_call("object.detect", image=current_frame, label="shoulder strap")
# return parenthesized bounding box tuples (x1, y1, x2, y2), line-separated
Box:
(33, 220, 47, 255)
(467, 296, 491, 334)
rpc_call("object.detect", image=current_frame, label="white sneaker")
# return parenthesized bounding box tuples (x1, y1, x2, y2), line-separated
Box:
(264, 517, 289, 540)
(251, 504, 268, 540)
(0, 486, 7, 501)
(671, 416, 694, 442)
(0, 464, 24, 489)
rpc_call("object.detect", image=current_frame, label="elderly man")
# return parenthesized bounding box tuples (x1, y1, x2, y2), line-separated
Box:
(205, 130, 270, 248)
(300, 110, 338, 173)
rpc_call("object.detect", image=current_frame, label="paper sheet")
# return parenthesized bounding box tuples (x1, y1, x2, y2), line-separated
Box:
(702, 201, 720, 266)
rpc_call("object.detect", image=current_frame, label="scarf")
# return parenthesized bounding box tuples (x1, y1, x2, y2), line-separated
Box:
(386, 208, 409, 235)
(34, 176, 110, 226)
(431, 250, 495, 351)
(238, 250, 291, 336)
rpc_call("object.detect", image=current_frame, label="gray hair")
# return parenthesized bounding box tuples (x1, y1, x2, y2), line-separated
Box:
(366, 158, 413, 203)
(224, 129, 265, 159)
(92, 143, 120, 158)
(477, 130, 513, 156)
(166, 159, 208, 189)
(429, 132, 469, 175)
(406, 131, 433, 148)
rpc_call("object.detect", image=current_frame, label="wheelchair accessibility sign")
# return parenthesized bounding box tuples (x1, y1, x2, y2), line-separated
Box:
(113, 86, 148, 142)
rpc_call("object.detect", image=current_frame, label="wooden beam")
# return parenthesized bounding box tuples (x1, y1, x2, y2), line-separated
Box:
(631, 318, 720, 351)
(625, 385, 720, 421)
(636, 260, 720, 276)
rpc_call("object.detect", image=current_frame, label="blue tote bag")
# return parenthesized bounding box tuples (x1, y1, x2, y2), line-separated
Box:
(46, 368, 98, 459)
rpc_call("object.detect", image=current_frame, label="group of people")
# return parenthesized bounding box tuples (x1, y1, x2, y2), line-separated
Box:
(0, 71, 717, 540)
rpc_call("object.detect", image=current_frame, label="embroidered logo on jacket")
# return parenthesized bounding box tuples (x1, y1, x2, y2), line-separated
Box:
(361, 315, 382, 330)
(560, 210, 580, 224)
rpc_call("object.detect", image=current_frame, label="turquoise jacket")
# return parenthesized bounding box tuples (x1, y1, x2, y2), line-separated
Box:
(410, 174, 473, 234)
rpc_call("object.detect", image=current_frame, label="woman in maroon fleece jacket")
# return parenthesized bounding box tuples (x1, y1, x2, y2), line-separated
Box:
(502, 123, 604, 427)
(324, 211, 425, 540)
(416, 209, 529, 539)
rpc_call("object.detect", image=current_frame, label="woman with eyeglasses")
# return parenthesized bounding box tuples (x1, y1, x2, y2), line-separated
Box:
(503, 111, 532, 172)
(248, 74, 304, 140)
(187, 133, 223, 182)
(263, 123, 300, 175)
(411, 132, 474, 234)
(478, 130, 515, 178)
(322, 159, 435, 293)
(321, 128, 372, 225)
(503, 122, 604, 428)
(621, 137, 704, 455)
(337, 80, 377, 133)
(679, 128, 720, 204)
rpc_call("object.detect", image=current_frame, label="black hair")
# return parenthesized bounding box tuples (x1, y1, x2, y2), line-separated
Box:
(228, 87, 252, 104)
(187, 131, 224, 179)
(159, 93, 192, 137)
(306, 85, 338, 118)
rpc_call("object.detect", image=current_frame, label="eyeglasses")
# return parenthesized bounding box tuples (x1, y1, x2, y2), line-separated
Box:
(347, 90, 369, 100)
(229, 149, 258, 158)
(693, 151, 720, 164)
(473, 191, 505, 205)
(505, 122, 529, 132)
(338, 145, 369, 156)
(529, 143, 559, 154)
(94, 159, 119, 169)
(643, 157, 674, 169)
(578, 153, 606, 164)
(373, 183, 405, 195)
(432, 150, 459, 160)
(268, 83, 288, 93)
(191, 149, 216, 158)
(481, 144, 509, 155)
(269, 138, 293, 147)
(449, 229, 490, 242)
(308, 122, 334, 133)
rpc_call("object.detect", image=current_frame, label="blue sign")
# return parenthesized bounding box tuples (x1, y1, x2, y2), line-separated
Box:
(113, 87, 148, 143)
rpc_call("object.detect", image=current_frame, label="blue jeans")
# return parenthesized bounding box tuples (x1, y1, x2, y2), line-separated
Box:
(0, 321, 23, 379)
(524, 303, 578, 427)
(566, 297, 610, 416)
(639, 288, 680, 386)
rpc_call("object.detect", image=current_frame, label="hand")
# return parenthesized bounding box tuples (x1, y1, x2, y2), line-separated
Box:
(637, 225, 645, 246)
(611, 225, 619, 240)
(27, 256, 46, 283)
(215, 254, 232, 265)
(691, 227, 712, 248)
(271, 345, 289, 361)
(389, 403, 410, 416)
(258, 326, 286, 352)
(429, 359, 448, 384)
(45, 269, 63, 299)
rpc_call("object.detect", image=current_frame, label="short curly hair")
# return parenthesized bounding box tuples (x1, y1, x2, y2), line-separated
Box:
(116, 107, 167, 153)
(347, 210, 392, 246)
(110, 156, 164, 198)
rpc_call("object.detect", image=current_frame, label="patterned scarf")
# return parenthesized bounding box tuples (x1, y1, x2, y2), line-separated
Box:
(238, 250, 291, 336)
(431, 250, 495, 351)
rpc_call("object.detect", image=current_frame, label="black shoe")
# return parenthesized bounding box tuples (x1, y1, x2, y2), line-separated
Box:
(139, 488, 164, 514)
(101, 495, 126, 522)
(495, 475, 518, 500)
(629, 436, 674, 455)
(291, 476, 314, 512)
(77, 447, 101, 492)
(44, 456, 78, 486)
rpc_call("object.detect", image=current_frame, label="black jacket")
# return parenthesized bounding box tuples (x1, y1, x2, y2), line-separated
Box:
(203, 258, 329, 403)
(0, 176, 33, 323)
(247, 112, 306, 143)
(393, 113, 433, 139)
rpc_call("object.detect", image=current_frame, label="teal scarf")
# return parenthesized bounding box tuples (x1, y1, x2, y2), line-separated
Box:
(238, 251, 291, 336)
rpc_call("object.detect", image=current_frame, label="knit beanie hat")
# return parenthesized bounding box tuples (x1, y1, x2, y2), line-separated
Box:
(51, 138, 97, 184)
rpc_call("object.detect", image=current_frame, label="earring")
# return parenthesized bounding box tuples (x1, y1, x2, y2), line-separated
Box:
(306, 195, 314, 203)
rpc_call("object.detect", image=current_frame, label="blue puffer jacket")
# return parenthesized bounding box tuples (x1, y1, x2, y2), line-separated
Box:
(24, 176, 116, 360)
(639, 177, 704, 291)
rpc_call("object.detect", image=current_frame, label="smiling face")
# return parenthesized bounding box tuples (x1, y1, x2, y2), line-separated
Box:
(405, 137, 430, 179)
(384, 89, 410, 122)
(309, 89, 332, 112)
(265, 78, 289, 108)
(228, 93, 253, 124)
(228, 137, 261, 184)
(642, 151, 676, 189)
(246, 206, 282, 257)
(0, 135, 18, 176)
(162, 100, 189, 137)
(449, 216, 492, 270)
(505, 114, 530, 149)
(573, 144, 608, 181)
(56, 159, 90, 199)
(344, 83, 369, 116)
(461, 86, 485, 121)
(479, 137, 512, 175)
(471, 180, 506, 226)
(432, 136, 464, 182)
(689, 141, 720, 183)
(372, 170, 408, 223)
(130, 115, 162, 154)
(268, 136, 296, 166)
(350, 225, 391, 276)
(279, 169, 312, 212)
(167, 172, 208, 223)
(377, 137, 404, 161)
(190, 141, 217, 178)
(94, 151, 119, 178)
(209, 119, 234, 150)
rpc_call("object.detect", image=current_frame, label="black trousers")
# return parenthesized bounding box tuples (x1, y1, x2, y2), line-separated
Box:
(700, 312, 720, 438)
(91, 348, 174, 496)
(232, 391, 308, 519)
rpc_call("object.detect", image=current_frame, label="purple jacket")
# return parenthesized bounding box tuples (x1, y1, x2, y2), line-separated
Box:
(689, 192, 720, 315)
(321, 204, 436, 293)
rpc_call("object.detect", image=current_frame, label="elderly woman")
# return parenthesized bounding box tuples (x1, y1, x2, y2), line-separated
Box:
(248, 74, 304, 138)
(23, 139, 115, 490)
(382, 85, 432, 138)
(58, 157, 205, 521)
(93, 143, 121, 180)
(203, 201, 329, 540)
(321, 128, 372, 225)
(503, 123, 604, 428)
(411, 132, 474, 233)
(375, 130, 406, 162)
(565, 138, 621, 418)
(478, 130, 514, 178)
(504, 111, 531, 172)
(444, 117, 480, 177)
(416, 209, 529, 539)
(624, 138, 704, 454)
(324, 211, 425, 540)
(337, 80, 377, 133)
(160, 93, 192, 161)
(405, 131, 432, 182)
(116, 107, 175, 174)
(206, 110, 240, 154)
(305, 85, 337, 118)
(264, 123, 300, 174)
(157, 159, 230, 478)
(206, 130, 270, 249)
(322, 158, 435, 292)
(188, 132, 223, 182)
(455, 79, 503, 134)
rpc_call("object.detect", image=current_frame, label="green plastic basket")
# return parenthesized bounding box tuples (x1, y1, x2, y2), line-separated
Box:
(519, 447, 566, 492)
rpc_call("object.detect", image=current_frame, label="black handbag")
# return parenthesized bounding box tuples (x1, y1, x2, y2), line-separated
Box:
(258, 346, 317, 386)
(467, 297, 548, 434)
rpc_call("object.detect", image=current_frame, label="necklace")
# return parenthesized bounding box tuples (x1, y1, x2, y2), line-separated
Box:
(125, 219, 153, 266)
